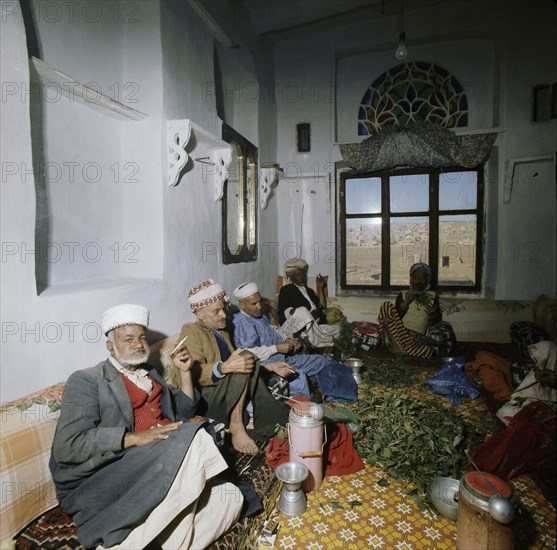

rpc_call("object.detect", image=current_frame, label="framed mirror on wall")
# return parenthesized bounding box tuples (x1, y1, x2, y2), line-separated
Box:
(222, 123, 258, 264)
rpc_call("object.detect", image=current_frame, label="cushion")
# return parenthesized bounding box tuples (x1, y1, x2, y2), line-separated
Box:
(510, 321, 549, 357)
(0, 383, 64, 541)
(351, 322, 381, 351)
(534, 294, 557, 342)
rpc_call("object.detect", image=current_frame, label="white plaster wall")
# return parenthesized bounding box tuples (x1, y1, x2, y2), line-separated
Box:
(0, 0, 279, 402)
(274, 0, 556, 303)
(1, 1, 167, 403)
(336, 38, 497, 143)
(273, 40, 338, 282)
(156, 0, 280, 329)
(495, 1, 557, 300)
(2, 0, 554, 404)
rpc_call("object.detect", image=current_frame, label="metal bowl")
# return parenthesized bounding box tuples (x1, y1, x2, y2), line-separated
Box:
(428, 477, 459, 521)
(344, 358, 364, 368)
(441, 357, 456, 363)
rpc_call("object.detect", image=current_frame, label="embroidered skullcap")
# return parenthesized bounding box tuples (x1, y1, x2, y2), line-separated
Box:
(234, 282, 259, 300)
(410, 262, 432, 277)
(188, 279, 228, 313)
(102, 304, 149, 336)
(284, 258, 308, 274)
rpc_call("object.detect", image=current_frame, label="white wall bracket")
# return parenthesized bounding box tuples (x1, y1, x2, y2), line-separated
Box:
(504, 154, 554, 204)
(167, 119, 232, 199)
(259, 163, 283, 209)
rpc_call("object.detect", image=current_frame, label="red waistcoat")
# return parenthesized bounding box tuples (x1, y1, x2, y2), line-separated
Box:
(119, 373, 172, 431)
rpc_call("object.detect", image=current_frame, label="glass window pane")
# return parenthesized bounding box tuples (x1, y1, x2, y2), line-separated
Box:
(439, 171, 477, 210)
(438, 215, 476, 286)
(226, 142, 244, 253)
(247, 154, 257, 247)
(390, 174, 429, 212)
(345, 218, 381, 285)
(390, 216, 429, 285)
(345, 177, 381, 214)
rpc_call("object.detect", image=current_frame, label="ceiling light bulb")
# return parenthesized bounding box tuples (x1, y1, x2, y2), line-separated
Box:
(395, 31, 407, 60)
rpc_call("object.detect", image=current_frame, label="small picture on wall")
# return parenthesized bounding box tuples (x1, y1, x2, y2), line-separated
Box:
(296, 123, 311, 152)
(532, 83, 552, 122)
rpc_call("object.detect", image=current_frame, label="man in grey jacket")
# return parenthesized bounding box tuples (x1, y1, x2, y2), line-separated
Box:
(49, 303, 243, 549)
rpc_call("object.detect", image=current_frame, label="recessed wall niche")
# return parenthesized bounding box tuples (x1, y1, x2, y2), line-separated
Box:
(29, 59, 159, 293)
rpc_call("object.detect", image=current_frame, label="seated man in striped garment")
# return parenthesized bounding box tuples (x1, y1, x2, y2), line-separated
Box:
(377, 263, 456, 358)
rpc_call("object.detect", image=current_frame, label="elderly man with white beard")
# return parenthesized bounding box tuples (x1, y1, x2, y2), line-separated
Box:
(49, 304, 244, 550)
(175, 279, 291, 455)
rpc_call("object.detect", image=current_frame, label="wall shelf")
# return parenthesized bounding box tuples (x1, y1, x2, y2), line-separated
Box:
(167, 119, 232, 200)
(29, 57, 148, 121)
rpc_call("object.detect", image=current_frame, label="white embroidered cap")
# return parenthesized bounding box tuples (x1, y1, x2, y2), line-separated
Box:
(101, 304, 149, 336)
(188, 279, 228, 313)
(233, 282, 259, 300)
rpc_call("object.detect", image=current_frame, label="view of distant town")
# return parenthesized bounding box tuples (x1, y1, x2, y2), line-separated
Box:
(346, 220, 477, 286)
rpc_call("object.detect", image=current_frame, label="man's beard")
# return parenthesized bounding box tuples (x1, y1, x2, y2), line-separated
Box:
(207, 320, 227, 330)
(114, 346, 151, 368)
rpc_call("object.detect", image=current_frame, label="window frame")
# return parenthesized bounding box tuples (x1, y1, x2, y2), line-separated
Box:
(338, 165, 484, 293)
(221, 123, 258, 265)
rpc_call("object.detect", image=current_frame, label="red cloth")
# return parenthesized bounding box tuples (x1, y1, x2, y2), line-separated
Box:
(266, 421, 365, 476)
(468, 400, 556, 480)
(119, 374, 172, 431)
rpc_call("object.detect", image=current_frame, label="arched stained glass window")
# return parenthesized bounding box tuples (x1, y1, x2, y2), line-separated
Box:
(358, 61, 468, 135)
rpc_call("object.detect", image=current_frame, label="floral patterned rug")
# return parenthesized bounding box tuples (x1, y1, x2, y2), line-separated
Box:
(265, 345, 555, 550)
(268, 463, 556, 549)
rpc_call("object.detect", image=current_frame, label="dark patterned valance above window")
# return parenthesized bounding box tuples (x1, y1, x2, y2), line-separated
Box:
(358, 62, 468, 136)
(339, 123, 496, 172)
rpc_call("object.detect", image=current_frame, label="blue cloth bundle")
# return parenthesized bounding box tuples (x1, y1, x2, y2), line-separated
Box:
(424, 356, 480, 405)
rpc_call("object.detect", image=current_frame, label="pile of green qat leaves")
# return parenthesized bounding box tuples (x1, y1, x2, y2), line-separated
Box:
(353, 387, 494, 508)
(362, 355, 423, 388)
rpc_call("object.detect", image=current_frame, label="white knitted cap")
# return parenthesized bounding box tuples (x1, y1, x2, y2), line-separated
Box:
(233, 282, 259, 300)
(101, 304, 149, 336)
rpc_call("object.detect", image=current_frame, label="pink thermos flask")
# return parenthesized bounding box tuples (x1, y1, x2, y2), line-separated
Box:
(287, 401, 327, 492)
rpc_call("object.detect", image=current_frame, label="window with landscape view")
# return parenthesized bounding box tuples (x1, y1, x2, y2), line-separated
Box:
(339, 167, 483, 292)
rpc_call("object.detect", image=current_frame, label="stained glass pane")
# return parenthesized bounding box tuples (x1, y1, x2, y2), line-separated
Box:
(358, 61, 468, 135)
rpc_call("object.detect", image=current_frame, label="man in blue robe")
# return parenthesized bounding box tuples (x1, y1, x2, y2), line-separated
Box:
(230, 283, 357, 403)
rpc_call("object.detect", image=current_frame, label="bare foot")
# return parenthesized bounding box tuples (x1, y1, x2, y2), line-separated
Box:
(230, 429, 258, 454)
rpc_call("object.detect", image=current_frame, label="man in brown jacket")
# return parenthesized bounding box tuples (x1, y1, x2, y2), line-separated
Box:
(176, 279, 290, 454)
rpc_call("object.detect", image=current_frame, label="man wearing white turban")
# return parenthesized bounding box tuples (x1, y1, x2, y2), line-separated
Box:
(49, 304, 243, 549)
(175, 280, 290, 454)
(231, 282, 358, 404)
(277, 258, 341, 347)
